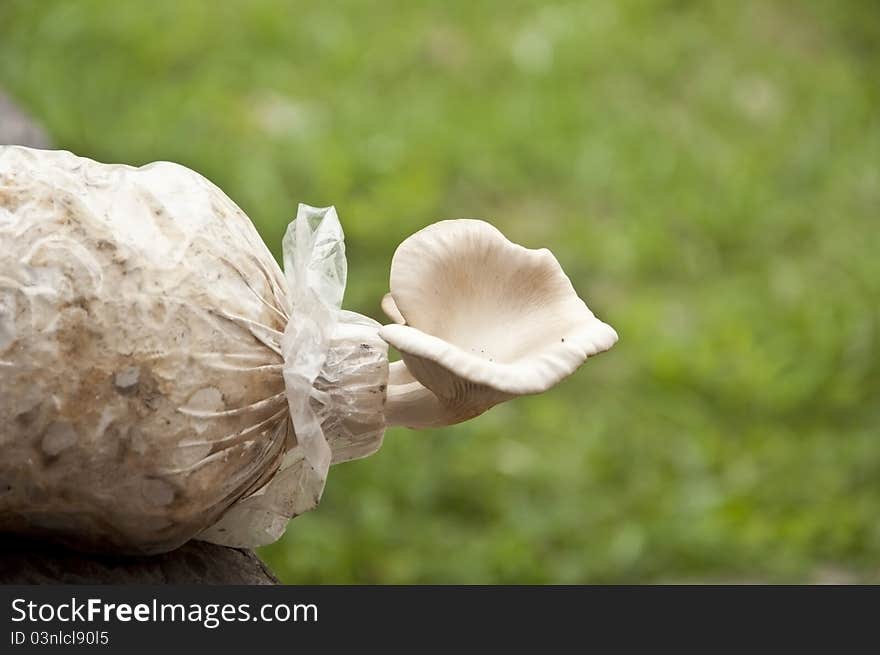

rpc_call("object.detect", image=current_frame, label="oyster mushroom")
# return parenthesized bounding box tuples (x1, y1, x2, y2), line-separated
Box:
(380, 219, 618, 429)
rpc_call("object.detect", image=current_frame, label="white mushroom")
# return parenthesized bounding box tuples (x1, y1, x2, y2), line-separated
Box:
(379, 219, 618, 429)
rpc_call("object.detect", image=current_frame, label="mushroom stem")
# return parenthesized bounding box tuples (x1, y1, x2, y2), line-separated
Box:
(388, 359, 416, 386)
(384, 360, 501, 429)
(384, 378, 452, 429)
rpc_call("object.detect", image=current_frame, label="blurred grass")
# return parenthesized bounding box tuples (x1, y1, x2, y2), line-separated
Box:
(1, 0, 878, 583)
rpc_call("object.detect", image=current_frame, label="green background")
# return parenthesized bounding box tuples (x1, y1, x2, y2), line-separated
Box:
(1, 0, 878, 583)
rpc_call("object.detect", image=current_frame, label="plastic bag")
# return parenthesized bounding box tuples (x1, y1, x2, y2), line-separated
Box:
(0, 147, 387, 554)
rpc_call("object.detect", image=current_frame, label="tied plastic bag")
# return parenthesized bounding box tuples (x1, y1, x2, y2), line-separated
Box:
(0, 147, 388, 554)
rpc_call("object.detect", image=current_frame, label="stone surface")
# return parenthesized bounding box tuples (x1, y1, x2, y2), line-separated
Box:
(0, 536, 279, 584)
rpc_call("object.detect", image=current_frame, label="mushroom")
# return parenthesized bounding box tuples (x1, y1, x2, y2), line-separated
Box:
(379, 219, 618, 429)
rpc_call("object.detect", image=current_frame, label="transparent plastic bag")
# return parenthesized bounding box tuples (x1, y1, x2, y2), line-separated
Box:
(0, 147, 387, 554)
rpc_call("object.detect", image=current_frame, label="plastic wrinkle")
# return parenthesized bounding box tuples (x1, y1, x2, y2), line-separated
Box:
(199, 205, 347, 548)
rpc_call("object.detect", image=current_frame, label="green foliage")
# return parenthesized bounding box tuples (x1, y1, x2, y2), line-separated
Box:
(2, 0, 878, 582)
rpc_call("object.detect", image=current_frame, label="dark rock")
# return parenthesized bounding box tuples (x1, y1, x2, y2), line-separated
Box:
(0, 537, 280, 584)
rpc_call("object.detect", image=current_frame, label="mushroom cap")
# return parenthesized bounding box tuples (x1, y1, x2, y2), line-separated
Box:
(381, 292, 405, 325)
(379, 219, 617, 399)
